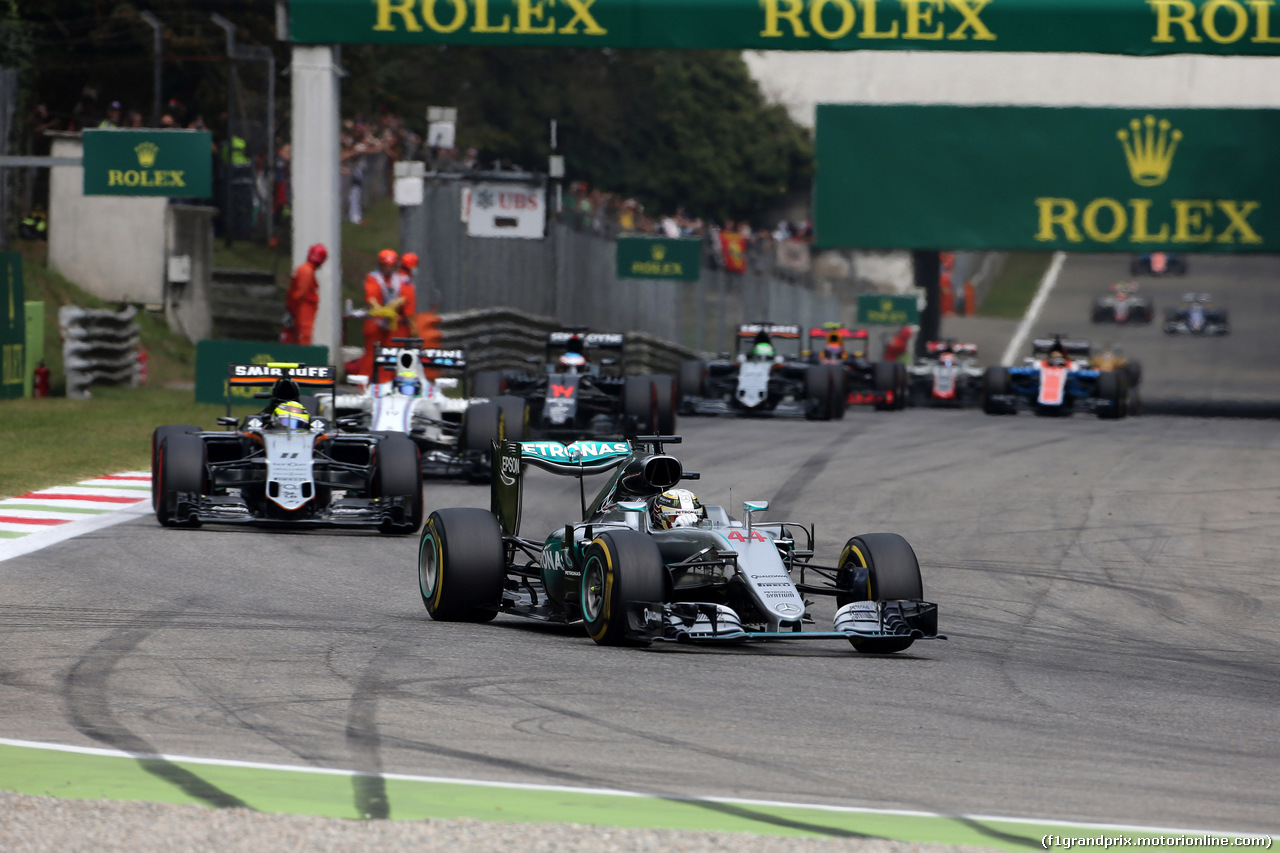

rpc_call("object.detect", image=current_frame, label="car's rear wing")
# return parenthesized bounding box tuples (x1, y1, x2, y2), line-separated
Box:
(926, 340, 978, 356)
(373, 342, 467, 382)
(739, 323, 800, 339)
(546, 330, 625, 349)
(225, 362, 336, 417)
(491, 438, 634, 536)
(1031, 338, 1091, 358)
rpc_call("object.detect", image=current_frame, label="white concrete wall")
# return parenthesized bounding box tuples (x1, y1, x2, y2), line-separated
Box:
(744, 52, 1280, 128)
(48, 135, 168, 305)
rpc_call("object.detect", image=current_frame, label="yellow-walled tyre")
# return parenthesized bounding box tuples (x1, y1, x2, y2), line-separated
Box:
(419, 508, 504, 622)
(580, 530, 665, 647)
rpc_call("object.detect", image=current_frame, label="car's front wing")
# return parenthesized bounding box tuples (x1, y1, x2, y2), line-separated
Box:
(169, 492, 416, 528)
(625, 599, 943, 645)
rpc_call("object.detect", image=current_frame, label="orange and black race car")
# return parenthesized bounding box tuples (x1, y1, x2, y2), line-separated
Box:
(807, 324, 908, 411)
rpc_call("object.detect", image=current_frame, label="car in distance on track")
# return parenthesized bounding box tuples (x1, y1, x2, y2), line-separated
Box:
(417, 435, 943, 653)
(1163, 293, 1229, 336)
(323, 337, 525, 481)
(679, 323, 867, 420)
(1131, 251, 1187, 276)
(151, 363, 422, 533)
(1091, 282, 1153, 324)
(907, 339, 982, 407)
(808, 324, 908, 411)
(470, 328, 675, 440)
(982, 336, 1129, 419)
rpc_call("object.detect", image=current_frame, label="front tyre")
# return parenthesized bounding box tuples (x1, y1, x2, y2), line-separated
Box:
(581, 530, 666, 646)
(419, 508, 505, 622)
(836, 533, 923, 654)
(375, 434, 424, 533)
(155, 432, 206, 527)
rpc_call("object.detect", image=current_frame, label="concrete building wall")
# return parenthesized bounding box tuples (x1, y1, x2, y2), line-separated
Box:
(48, 135, 168, 305)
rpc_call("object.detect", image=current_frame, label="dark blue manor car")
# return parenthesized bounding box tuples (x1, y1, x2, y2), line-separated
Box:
(981, 337, 1129, 419)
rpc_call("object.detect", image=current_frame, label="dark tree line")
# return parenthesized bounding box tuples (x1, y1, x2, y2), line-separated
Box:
(3, 2, 812, 224)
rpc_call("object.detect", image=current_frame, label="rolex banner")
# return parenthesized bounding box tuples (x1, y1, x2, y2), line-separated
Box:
(83, 129, 213, 197)
(814, 105, 1280, 253)
(616, 237, 702, 281)
(292, 0, 1280, 56)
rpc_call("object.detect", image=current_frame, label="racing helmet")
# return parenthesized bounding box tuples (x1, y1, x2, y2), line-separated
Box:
(821, 343, 845, 363)
(650, 489, 706, 530)
(558, 352, 587, 371)
(393, 369, 421, 396)
(939, 352, 956, 366)
(273, 400, 310, 431)
(752, 341, 776, 360)
(1047, 349, 1067, 367)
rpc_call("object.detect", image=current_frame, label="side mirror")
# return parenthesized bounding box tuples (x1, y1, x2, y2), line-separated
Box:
(217, 416, 237, 426)
(618, 501, 647, 531)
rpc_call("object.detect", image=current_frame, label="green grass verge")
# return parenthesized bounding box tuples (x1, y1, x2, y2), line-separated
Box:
(0, 387, 224, 499)
(978, 253, 1054, 319)
(2, 742, 1227, 850)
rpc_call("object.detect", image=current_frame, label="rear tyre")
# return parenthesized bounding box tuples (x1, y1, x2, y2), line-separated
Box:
(1091, 300, 1109, 323)
(678, 359, 706, 405)
(1095, 371, 1127, 420)
(419, 508, 504, 622)
(836, 533, 923, 654)
(151, 425, 199, 510)
(826, 365, 846, 419)
(155, 433, 206, 527)
(872, 362, 898, 411)
(493, 395, 529, 441)
(375, 434, 423, 533)
(651, 375, 677, 435)
(581, 530, 666, 646)
(623, 376, 657, 434)
(804, 365, 833, 421)
(462, 401, 503, 482)
(470, 370, 505, 399)
(982, 366, 1013, 415)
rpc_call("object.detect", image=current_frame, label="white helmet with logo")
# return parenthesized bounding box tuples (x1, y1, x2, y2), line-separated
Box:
(650, 488, 706, 529)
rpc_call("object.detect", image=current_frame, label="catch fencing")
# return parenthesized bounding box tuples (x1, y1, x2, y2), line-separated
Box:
(400, 175, 839, 357)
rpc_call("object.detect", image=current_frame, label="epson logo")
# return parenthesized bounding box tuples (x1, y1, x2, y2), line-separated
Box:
(501, 456, 521, 476)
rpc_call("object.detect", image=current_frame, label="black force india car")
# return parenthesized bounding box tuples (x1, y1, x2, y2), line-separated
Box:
(1091, 282, 1154, 324)
(807, 324, 909, 410)
(469, 329, 675, 440)
(417, 435, 943, 652)
(981, 336, 1129, 419)
(907, 340, 982, 407)
(150, 363, 422, 533)
(1164, 293, 1230, 336)
(323, 337, 526, 481)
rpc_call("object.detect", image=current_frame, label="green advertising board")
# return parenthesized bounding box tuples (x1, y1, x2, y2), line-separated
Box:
(291, 0, 1280, 56)
(616, 237, 702, 281)
(857, 293, 919, 326)
(83, 129, 213, 197)
(195, 340, 329, 406)
(24, 301, 45, 398)
(815, 105, 1280, 252)
(1, 253, 25, 400)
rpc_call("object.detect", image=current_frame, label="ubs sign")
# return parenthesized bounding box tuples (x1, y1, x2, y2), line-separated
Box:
(813, 104, 1278, 252)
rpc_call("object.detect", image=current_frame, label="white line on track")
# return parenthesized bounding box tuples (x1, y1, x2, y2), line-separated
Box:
(0, 737, 1267, 838)
(1001, 250, 1067, 367)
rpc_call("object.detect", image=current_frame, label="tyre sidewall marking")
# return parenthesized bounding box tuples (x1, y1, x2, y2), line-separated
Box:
(585, 538, 615, 641)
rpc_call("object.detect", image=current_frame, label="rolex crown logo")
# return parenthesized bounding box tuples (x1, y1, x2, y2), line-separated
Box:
(134, 141, 159, 168)
(1117, 115, 1181, 187)
(881, 298, 892, 312)
(652, 244, 667, 261)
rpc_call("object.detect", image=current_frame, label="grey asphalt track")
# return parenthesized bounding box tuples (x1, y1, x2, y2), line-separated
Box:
(1, 253, 1277, 837)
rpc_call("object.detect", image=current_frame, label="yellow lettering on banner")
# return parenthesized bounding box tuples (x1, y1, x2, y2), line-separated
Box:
(472, 0, 511, 32)
(1173, 200, 1214, 242)
(515, 0, 556, 33)
(903, 0, 945, 39)
(561, 0, 606, 34)
(171, 170, 186, 187)
(124, 171, 140, 187)
(1128, 199, 1171, 242)
(1083, 198, 1126, 242)
(1216, 200, 1262, 243)
(947, 0, 995, 40)
(1150, 0, 1202, 42)
(811, 0, 856, 38)
(1034, 198, 1082, 242)
(372, 0, 423, 32)
(1202, 0, 1249, 41)
(1250, 0, 1280, 41)
(858, 0, 897, 37)
(108, 170, 124, 186)
(761, 0, 810, 37)
(424, 0, 468, 33)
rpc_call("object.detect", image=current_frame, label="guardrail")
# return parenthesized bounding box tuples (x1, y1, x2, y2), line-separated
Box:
(437, 307, 698, 381)
(59, 305, 140, 398)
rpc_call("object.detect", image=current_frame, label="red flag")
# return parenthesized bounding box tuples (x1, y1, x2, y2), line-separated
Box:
(719, 231, 746, 274)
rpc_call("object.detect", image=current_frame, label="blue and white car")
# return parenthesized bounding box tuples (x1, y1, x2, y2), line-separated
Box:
(981, 336, 1129, 419)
